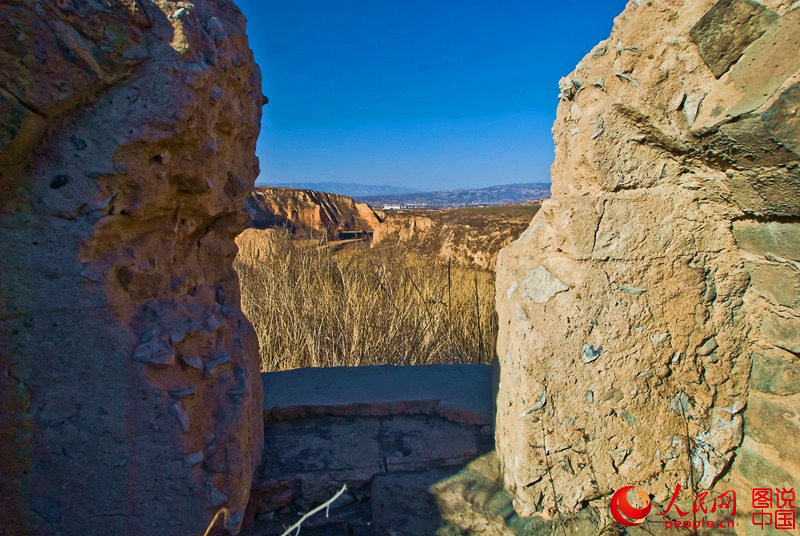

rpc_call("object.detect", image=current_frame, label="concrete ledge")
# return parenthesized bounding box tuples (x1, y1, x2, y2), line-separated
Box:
(261, 364, 494, 425)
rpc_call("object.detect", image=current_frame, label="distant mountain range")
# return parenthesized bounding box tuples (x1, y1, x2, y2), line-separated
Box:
(356, 182, 551, 207)
(257, 181, 551, 208)
(257, 181, 419, 197)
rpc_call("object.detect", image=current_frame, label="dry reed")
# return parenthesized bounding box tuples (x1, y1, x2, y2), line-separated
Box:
(235, 230, 497, 371)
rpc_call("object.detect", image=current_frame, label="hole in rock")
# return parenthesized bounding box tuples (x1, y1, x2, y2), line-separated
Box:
(222, 0, 629, 531)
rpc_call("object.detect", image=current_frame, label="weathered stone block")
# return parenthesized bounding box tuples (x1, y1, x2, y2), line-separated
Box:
(763, 81, 800, 157)
(760, 312, 800, 353)
(734, 221, 800, 261)
(381, 417, 479, 471)
(724, 167, 800, 217)
(262, 417, 382, 477)
(591, 197, 700, 260)
(692, 7, 800, 132)
(712, 111, 800, 173)
(690, 0, 778, 78)
(262, 364, 494, 426)
(751, 348, 800, 395)
(744, 396, 800, 467)
(734, 440, 798, 489)
(746, 261, 800, 307)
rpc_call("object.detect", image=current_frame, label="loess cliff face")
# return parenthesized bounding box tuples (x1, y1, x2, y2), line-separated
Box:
(372, 206, 540, 272)
(246, 187, 382, 239)
(0, 1, 263, 534)
(495, 0, 799, 519)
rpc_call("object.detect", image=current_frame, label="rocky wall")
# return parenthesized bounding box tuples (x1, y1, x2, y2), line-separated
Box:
(247, 364, 495, 535)
(0, 1, 263, 534)
(495, 0, 799, 523)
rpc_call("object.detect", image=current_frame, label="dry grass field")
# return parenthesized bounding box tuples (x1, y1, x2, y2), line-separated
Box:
(236, 229, 497, 371)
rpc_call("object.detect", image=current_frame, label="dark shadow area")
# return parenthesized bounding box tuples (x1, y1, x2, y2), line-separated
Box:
(241, 364, 494, 535)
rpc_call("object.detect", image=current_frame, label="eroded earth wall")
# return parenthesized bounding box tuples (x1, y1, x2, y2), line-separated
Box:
(246, 187, 382, 239)
(0, 1, 263, 534)
(495, 0, 799, 521)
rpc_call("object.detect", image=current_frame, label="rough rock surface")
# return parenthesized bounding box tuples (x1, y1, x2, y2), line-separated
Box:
(495, 0, 799, 521)
(0, 1, 263, 534)
(432, 452, 691, 536)
(235, 227, 281, 266)
(372, 206, 539, 271)
(246, 186, 382, 239)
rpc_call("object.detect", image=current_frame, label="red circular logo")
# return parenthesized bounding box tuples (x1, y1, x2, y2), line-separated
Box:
(610, 486, 652, 526)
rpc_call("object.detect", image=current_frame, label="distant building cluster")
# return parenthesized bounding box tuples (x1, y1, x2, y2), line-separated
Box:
(382, 203, 431, 210)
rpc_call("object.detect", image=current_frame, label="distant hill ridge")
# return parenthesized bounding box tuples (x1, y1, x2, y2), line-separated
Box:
(358, 182, 551, 207)
(257, 182, 419, 197)
(257, 181, 551, 207)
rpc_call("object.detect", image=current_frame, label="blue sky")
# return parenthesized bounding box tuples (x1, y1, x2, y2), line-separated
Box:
(236, 1, 627, 191)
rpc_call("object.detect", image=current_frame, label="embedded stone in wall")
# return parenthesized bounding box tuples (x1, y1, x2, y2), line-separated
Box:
(689, 0, 778, 78)
(520, 266, 569, 304)
(749, 349, 800, 396)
